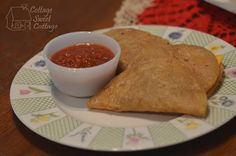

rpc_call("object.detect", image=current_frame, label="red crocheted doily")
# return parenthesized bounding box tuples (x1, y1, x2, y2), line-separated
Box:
(138, 0, 236, 46)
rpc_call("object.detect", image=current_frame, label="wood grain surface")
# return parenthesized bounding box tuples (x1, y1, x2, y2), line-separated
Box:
(0, 0, 236, 156)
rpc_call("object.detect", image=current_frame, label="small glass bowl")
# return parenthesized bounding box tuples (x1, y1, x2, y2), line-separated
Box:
(43, 31, 121, 97)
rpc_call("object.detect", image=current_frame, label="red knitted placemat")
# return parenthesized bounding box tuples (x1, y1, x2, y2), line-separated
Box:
(115, 0, 236, 46)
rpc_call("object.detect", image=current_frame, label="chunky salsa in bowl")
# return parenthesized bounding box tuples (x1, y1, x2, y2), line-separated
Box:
(51, 43, 115, 68)
(43, 32, 121, 97)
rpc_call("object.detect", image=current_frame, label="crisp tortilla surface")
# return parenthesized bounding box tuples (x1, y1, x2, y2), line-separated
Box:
(173, 44, 220, 92)
(105, 28, 174, 71)
(87, 58, 208, 117)
(87, 28, 222, 117)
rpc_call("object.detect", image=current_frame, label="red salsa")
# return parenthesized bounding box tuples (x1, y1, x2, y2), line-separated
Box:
(51, 43, 115, 68)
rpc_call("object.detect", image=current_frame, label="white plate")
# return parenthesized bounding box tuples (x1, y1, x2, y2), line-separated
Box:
(10, 25, 236, 151)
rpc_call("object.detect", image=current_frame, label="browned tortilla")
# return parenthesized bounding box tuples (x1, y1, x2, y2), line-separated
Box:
(105, 28, 174, 71)
(173, 44, 220, 93)
(87, 28, 222, 117)
(207, 63, 224, 97)
(87, 58, 208, 117)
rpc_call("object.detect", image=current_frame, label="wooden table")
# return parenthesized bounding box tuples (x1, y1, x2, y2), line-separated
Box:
(0, 0, 236, 155)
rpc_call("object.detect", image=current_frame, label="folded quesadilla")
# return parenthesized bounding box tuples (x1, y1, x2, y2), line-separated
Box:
(173, 44, 220, 93)
(87, 28, 223, 117)
(104, 28, 174, 72)
(87, 58, 208, 117)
